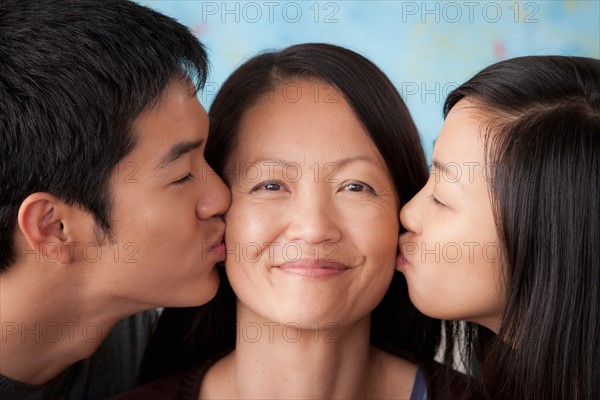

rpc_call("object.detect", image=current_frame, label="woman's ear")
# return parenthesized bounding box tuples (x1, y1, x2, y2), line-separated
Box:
(18, 193, 76, 265)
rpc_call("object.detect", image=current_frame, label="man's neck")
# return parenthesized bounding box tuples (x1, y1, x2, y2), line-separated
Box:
(0, 262, 123, 385)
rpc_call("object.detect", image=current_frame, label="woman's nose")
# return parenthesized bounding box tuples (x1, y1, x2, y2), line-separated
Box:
(285, 193, 342, 245)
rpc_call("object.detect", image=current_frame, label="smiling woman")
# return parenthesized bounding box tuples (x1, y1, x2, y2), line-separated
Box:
(112, 44, 467, 399)
(223, 80, 401, 331)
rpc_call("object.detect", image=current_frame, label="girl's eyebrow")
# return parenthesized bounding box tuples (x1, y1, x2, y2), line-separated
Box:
(432, 159, 464, 188)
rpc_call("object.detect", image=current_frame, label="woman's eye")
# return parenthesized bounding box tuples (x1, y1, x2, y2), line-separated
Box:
(346, 183, 364, 192)
(173, 173, 194, 185)
(342, 181, 375, 194)
(429, 194, 446, 207)
(251, 182, 282, 192)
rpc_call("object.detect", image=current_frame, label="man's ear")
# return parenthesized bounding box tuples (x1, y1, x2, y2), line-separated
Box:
(18, 193, 78, 265)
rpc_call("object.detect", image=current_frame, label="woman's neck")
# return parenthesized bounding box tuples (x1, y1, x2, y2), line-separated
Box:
(200, 304, 417, 399)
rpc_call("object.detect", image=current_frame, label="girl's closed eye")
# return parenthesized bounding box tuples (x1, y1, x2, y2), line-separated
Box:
(173, 173, 194, 185)
(429, 194, 446, 207)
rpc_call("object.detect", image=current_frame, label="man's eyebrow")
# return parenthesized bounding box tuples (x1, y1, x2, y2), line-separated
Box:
(153, 139, 204, 170)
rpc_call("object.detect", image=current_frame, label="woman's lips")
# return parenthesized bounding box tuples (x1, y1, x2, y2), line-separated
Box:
(277, 259, 349, 278)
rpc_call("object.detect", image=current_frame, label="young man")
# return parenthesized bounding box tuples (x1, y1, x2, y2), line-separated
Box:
(0, 0, 230, 398)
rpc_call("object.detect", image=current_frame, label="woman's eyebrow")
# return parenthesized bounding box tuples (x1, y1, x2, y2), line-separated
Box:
(334, 155, 377, 169)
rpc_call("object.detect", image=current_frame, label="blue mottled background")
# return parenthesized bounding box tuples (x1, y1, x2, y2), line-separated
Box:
(137, 0, 599, 158)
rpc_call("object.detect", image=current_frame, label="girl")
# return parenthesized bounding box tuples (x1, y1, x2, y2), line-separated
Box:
(398, 55, 600, 399)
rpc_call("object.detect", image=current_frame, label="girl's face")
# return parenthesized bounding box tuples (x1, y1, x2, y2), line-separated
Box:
(223, 80, 399, 328)
(398, 99, 505, 332)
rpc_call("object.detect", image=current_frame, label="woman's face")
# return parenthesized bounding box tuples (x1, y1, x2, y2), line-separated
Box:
(223, 80, 399, 328)
(398, 99, 505, 331)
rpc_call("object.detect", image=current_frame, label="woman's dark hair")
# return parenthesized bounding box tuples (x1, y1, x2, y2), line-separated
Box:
(441, 56, 600, 400)
(0, 0, 208, 272)
(141, 43, 441, 382)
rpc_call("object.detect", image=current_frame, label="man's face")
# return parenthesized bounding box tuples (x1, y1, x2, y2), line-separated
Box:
(97, 79, 230, 308)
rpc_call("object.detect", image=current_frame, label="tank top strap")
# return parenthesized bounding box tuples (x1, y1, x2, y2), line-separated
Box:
(409, 367, 428, 400)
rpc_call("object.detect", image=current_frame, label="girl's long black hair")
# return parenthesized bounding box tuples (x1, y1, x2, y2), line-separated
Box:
(442, 55, 600, 400)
